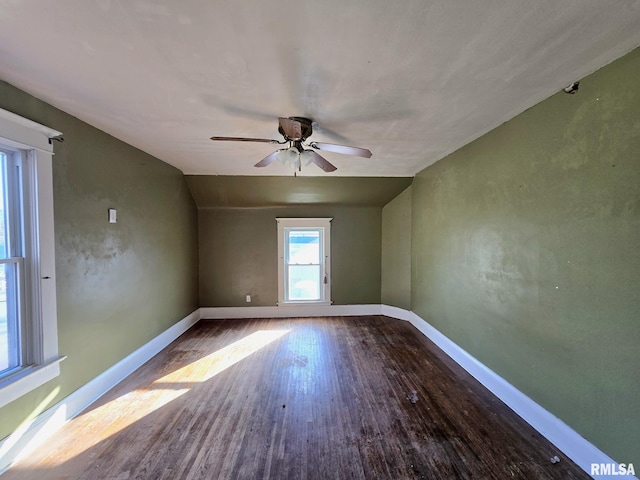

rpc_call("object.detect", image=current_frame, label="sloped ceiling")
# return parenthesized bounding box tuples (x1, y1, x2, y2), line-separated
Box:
(0, 1, 639, 177)
(186, 176, 413, 208)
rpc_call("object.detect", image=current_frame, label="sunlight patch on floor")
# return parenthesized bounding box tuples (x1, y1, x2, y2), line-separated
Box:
(157, 329, 290, 384)
(30, 329, 290, 469)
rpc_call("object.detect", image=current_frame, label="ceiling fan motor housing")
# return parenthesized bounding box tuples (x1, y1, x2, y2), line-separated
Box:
(279, 117, 313, 141)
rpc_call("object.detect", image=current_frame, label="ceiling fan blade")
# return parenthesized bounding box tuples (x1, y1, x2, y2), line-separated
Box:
(310, 141, 372, 158)
(311, 124, 351, 143)
(210, 136, 278, 143)
(278, 117, 302, 140)
(307, 151, 337, 172)
(254, 150, 279, 167)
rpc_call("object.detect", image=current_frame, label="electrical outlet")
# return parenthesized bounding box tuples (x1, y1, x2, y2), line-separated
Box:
(246, 295, 251, 303)
(108, 208, 117, 224)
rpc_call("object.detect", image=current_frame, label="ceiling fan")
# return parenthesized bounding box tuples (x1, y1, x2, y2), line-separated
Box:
(210, 117, 372, 173)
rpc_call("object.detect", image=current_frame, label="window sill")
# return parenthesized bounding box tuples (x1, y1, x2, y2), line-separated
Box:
(277, 301, 333, 307)
(0, 356, 66, 409)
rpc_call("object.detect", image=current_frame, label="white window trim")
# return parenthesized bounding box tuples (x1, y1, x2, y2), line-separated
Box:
(0, 108, 65, 409)
(276, 218, 332, 306)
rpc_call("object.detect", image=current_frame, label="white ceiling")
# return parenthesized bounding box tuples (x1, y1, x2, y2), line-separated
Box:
(1, 1, 639, 177)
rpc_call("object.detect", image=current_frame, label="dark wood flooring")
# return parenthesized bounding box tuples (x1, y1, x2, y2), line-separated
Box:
(3, 316, 590, 479)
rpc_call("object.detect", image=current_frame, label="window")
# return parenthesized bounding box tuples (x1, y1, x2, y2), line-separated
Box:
(277, 218, 332, 305)
(0, 108, 63, 409)
(0, 147, 24, 375)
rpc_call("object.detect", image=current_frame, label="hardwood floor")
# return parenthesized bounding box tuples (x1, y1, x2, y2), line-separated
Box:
(3, 316, 590, 479)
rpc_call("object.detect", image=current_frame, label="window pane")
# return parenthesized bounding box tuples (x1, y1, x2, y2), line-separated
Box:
(0, 261, 19, 373)
(0, 152, 6, 260)
(0, 152, 21, 375)
(287, 230, 319, 264)
(288, 265, 320, 301)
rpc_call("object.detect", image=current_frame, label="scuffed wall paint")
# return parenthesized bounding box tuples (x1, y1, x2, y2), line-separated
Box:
(199, 206, 382, 306)
(411, 48, 640, 463)
(0, 81, 199, 440)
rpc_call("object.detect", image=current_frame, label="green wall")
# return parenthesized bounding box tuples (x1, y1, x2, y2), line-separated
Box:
(199, 206, 382, 306)
(410, 48, 640, 463)
(0, 81, 199, 440)
(381, 186, 412, 309)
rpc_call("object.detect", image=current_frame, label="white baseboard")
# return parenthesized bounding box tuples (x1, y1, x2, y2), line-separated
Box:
(1, 305, 628, 479)
(380, 305, 632, 480)
(200, 304, 382, 319)
(0, 308, 201, 475)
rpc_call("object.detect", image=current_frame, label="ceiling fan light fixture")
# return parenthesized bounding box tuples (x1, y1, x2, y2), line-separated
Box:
(299, 150, 314, 166)
(276, 147, 299, 166)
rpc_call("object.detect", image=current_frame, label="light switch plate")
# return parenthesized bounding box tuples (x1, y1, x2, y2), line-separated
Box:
(108, 208, 117, 224)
